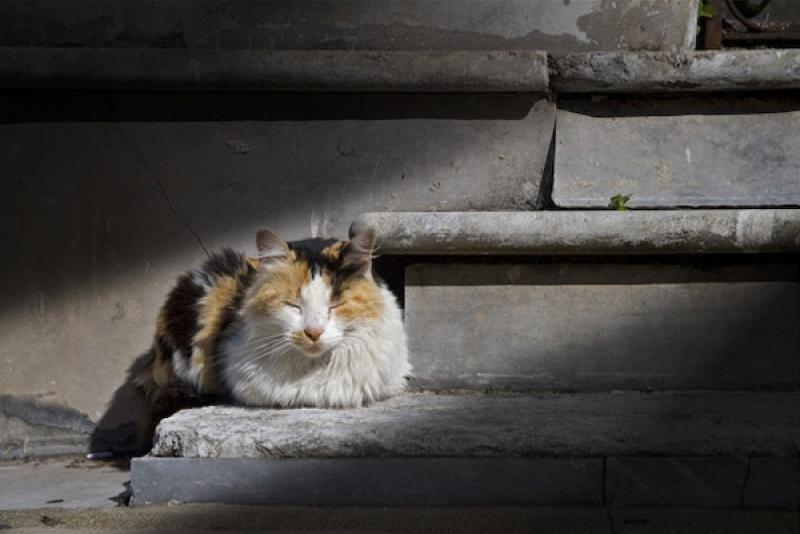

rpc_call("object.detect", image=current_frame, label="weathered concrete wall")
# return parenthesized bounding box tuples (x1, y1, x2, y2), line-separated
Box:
(0, 1, 698, 52)
(406, 262, 800, 392)
(0, 92, 552, 456)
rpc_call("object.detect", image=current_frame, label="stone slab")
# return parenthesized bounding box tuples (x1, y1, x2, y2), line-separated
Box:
(350, 210, 800, 255)
(743, 458, 800, 510)
(0, 94, 552, 456)
(149, 393, 800, 459)
(0, 395, 94, 460)
(0, 48, 548, 92)
(550, 50, 800, 93)
(406, 262, 799, 391)
(553, 97, 800, 208)
(130, 457, 603, 506)
(0, 1, 699, 53)
(0, 458, 129, 510)
(606, 457, 748, 508)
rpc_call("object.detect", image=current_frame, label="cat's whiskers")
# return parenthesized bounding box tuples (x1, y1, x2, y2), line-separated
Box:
(244, 333, 289, 351)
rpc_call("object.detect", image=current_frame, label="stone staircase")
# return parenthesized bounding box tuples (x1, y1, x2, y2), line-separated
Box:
(132, 112, 800, 509)
(0, 0, 796, 510)
(132, 209, 800, 508)
(129, 48, 799, 507)
(10, 25, 793, 508)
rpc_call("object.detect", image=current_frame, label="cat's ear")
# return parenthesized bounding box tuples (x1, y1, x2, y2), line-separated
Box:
(341, 227, 376, 277)
(255, 228, 290, 262)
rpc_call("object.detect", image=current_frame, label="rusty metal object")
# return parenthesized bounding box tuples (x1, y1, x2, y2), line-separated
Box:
(703, 0, 724, 49)
(700, 0, 800, 48)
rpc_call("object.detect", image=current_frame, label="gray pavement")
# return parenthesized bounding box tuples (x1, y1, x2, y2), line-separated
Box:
(1, 457, 797, 533)
(0, 457, 129, 510)
(0, 505, 798, 533)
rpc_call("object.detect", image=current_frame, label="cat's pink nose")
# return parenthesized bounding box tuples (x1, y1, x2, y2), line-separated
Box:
(304, 326, 323, 342)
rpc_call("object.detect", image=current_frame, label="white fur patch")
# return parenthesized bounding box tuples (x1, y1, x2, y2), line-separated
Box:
(192, 271, 212, 291)
(301, 274, 332, 336)
(172, 349, 191, 383)
(221, 284, 410, 408)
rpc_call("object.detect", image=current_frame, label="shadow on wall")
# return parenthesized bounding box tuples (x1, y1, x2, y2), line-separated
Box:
(0, 90, 550, 455)
(89, 351, 158, 456)
(90, 349, 225, 456)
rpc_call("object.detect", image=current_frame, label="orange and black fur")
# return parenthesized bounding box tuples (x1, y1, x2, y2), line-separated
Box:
(129, 249, 257, 447)
(126, 228, 410, 452)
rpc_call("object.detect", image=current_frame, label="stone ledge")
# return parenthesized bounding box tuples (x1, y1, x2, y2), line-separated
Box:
(350, 210, 800, 255)
(0, 48, 548, 92)
(607, 457, 799, 509)
(131, 457, 603, 507)
(150, 392, 800, 459)
(129, 455, 800, 508)
(550, 49, 800, 93)
(5, 47, 799, 94)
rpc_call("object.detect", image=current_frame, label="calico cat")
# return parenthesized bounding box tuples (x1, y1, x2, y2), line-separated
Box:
(131, 227, 410, 446)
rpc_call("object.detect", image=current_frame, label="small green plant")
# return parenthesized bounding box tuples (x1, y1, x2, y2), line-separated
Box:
(609, 194, 631, 211)
(697, 0, 718, 34)
(698, 0, 718, 19)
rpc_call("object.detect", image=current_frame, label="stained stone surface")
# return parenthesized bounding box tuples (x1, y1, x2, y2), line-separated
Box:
(150, 392, 800, 459)
(553, 97, 800, 208)
(0, 1, 699, 53)
(550, 50, 800, 93)
(405, 262, 800, 392)
(0, 395, 94, 460)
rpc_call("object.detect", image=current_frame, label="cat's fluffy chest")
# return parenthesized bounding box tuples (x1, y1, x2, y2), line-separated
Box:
(221, 285, 410, 408)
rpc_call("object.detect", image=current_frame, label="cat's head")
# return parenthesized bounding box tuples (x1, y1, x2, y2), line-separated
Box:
(243, 227, 383, 358)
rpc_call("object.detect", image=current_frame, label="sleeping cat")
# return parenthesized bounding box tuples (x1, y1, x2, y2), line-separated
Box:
(131, 227, 410, 446)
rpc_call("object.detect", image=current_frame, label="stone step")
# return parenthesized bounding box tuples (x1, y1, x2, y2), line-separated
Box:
(147, 392, 800, 459)
(554, 96, 800, 208)
(550, 50, 800, 94)
(404, 261, 799, 392)
(352, 210, 800, 255)
(131, 392, 799, 507)
(354, 211, 800, 392)
(6, 48, 799, 94)
(0, 48, 548, 93)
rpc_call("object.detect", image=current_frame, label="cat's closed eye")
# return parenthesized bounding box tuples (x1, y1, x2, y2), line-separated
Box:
(283, 301, 302, 311)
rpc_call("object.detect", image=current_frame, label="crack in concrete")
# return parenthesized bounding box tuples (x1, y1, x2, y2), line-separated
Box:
(114, 124, 210, 257)
(605, 507, 618, 534)
(739, 456, 752, 507)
